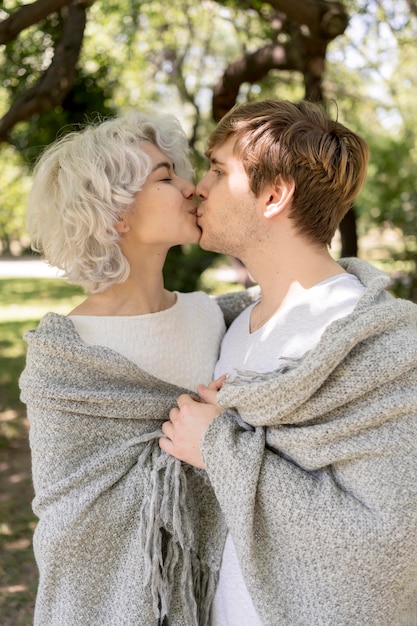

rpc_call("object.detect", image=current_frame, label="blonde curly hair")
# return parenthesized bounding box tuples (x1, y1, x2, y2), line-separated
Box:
(27, 112, 194, 293)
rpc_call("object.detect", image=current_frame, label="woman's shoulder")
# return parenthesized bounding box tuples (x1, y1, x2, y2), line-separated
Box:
(23, 312, 77, 345)
(176, 290, 222, 316)
(175, 290, 213, 306)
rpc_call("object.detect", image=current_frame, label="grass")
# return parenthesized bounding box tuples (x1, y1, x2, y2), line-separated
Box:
(0, 277, 84, 625)
(0, 278, 84, 416)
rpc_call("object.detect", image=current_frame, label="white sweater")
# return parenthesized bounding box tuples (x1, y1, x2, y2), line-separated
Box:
(70, 291, 225, 391)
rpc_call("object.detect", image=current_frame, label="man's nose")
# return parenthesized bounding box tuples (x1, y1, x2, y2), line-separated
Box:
(196, 177, 207, 200)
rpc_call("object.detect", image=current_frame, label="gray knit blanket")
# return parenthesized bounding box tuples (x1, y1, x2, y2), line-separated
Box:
(202, 258, 417, 626)
(19, 289, 258, 626)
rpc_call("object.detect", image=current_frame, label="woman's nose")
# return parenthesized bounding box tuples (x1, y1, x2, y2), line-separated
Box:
(182, 179, 196, 199)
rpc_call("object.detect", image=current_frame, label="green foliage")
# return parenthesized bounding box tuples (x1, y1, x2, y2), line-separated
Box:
(0, 6, 118, 250)
(2, 6, 117, 164)
(324, 3, 417, 300)
(0, 0, 250, 263)
(12, 68, 117, 166)
(1, 0, 417, 296)
(163, 244, 219, 292)
(2, 13, 62, 98)
(0, 148, 31, 254)
(363, 134, 416, 231)
(360, 131, 417, 299)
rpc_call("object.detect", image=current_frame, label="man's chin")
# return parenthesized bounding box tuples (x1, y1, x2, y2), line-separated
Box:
(197, 233, 210, 251)
(198, 236, 222, 254)
(197, 228, 225, 253)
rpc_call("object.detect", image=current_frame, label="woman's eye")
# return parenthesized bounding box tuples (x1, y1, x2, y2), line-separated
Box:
(161, 178, 173, 182)
(212, 169, 223, 177)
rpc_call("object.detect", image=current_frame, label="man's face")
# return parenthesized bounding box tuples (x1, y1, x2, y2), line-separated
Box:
(195, 137, 262, 258)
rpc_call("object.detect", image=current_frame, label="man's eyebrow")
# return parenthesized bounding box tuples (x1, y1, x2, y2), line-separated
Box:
(210, 157, 226, 166)
(152, 161, 173, 173)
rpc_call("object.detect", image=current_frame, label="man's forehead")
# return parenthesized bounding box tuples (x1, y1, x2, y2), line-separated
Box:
(209, 137, 238, 164)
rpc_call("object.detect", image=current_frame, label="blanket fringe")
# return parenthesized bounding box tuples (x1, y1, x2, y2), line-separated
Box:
(139, 441, 216, 626)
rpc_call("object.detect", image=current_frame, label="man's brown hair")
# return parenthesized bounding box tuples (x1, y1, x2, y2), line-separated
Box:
(206, 99, 370, 246)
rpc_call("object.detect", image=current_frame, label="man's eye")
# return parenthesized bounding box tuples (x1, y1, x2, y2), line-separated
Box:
(212, 169, 223, 176)
(161, 178, 172, 182)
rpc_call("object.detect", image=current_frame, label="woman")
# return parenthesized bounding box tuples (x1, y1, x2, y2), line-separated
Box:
(19, 112, 256, 626)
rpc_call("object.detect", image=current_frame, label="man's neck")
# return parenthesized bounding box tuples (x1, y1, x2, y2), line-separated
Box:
(246, 244, 345, 333)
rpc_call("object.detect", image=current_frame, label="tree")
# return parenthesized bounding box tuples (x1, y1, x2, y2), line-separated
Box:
(0, 1, 90, 144)
(0, 1, 349, 144)
(1, 1, 416, 298)
(0, 0, 351, 260)
(211, 0, 349, 120)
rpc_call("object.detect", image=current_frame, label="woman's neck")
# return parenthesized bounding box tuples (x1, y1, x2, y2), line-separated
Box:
(69, 272, 175, 317)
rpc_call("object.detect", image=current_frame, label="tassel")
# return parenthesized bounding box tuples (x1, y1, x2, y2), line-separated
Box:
(139, 439, 208, 625)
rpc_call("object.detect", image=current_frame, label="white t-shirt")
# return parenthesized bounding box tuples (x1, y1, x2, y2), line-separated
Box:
(211, 273, 365, 626)
(70, 291, 225, 392)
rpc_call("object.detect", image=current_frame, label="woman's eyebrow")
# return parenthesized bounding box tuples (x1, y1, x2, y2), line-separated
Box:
(152, 161, 173, 173)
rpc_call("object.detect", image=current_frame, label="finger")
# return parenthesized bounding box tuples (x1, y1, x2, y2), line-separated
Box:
(159, 436, 172, 454)
(161, 420, 173, 437)
(177, 393, 198, 409)
(207, 374, 226, 391)
(169, 406, 179, 421)
(197, 384, 218, 404)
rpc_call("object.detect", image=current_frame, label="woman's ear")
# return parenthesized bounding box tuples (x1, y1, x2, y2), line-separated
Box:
(115, 217, 130, 233)
(263, 177, 295, 219)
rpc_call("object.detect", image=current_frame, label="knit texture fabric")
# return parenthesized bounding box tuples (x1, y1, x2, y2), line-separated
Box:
(202, 258, 417, 626)
(19, 288, 259, 626)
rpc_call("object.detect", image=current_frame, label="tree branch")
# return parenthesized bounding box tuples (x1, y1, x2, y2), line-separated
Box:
(266, 0, 348, 39)
(405, 0, 417, 16)
(212, 0, 349, 120)
(212, 41, 304, 120)
(0, 0, 74, 44)
(0, 2, 90, 144)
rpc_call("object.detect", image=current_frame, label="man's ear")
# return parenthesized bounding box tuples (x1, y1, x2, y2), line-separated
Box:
(263, 177, 295, 219)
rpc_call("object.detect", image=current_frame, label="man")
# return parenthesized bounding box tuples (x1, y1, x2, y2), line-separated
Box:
(159, 100, 417, 626)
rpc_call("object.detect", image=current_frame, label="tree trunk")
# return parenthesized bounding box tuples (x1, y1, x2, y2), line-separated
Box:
(339, 206, 358, 258)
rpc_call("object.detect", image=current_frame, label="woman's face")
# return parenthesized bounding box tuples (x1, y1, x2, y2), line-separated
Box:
(120, 141, 200, 251)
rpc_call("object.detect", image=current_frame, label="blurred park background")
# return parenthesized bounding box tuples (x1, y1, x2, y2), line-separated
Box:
(1, 0, 417, 623)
